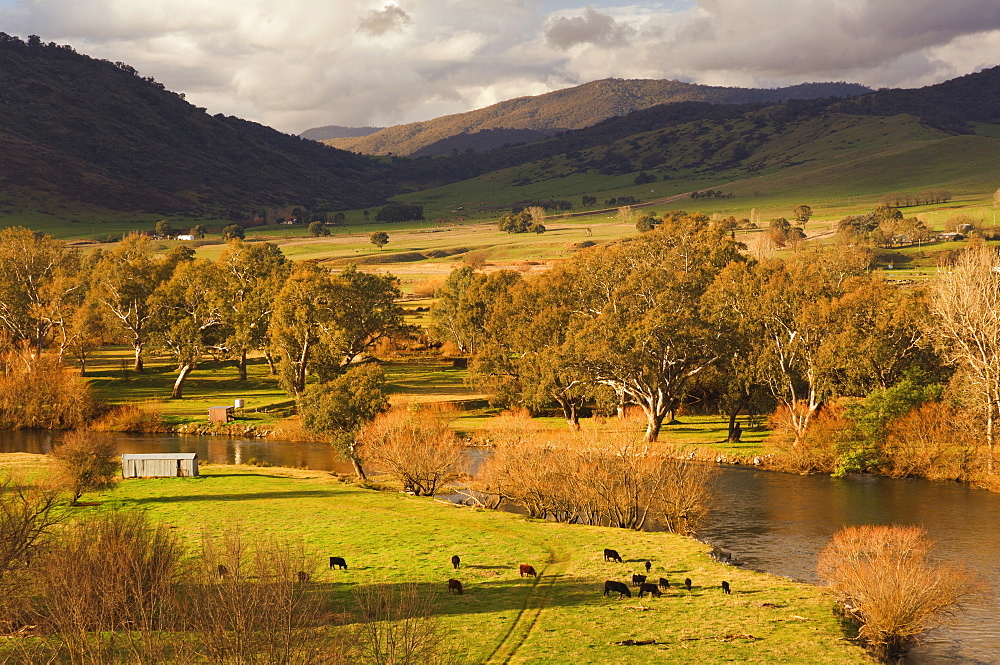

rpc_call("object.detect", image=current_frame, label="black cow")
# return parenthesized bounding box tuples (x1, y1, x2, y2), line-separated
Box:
(631, 573, 647, 587)
(722, 581, 731, 595)
(603, 548, 623, 563)
(644, 560, 652, 573)
(217, 564, 229, 579)
(638, 582, 662, 598)
(684, 577, 692, 591)
(659, 577, 670, 589)
(451, 555, 461, 570)
(603, 580, 632, 598)
(329, 556, 348, 570)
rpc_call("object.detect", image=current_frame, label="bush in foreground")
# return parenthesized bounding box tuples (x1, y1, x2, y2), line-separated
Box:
(818, 524, 982, 661)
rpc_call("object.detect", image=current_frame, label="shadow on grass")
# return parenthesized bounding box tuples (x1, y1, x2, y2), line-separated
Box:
(132, 489, 339, 504)
(315, 574, 614, 622)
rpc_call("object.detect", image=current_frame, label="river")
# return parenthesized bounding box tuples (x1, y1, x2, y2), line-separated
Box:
(2, 431, 997, 662)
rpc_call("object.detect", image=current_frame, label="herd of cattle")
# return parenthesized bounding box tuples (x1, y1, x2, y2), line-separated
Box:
(327, 549, 732, 600)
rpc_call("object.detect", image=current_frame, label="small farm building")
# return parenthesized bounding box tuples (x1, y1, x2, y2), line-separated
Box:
(207, 406, 234, 423)
(122, 453, 199, 478)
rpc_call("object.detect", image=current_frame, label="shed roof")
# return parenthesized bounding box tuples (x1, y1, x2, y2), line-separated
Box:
(121, 453, 198, 460)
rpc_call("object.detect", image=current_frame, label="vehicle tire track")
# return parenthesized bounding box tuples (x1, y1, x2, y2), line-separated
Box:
(484, 544, 569, 665)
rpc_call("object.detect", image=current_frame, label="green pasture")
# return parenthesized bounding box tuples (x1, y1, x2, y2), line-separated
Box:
(1, 456, 869, 664)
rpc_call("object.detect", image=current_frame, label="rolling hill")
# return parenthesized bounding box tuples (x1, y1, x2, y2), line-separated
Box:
(322, 78, 871, 156)
(0, 33, 393, 217)
(299, 125, 383, 141)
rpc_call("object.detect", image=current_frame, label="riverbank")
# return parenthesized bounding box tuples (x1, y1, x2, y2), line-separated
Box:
(0, 454, 869, 664)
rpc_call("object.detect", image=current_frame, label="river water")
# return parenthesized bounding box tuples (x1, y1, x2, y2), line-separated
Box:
(2, 431, 997, 662)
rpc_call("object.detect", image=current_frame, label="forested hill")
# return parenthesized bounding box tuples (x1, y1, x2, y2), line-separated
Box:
(299, 125, 383, 141)
(389, 65, 1000, 189)
(0, 34, 393, 215)
(323, 78, 871, 156)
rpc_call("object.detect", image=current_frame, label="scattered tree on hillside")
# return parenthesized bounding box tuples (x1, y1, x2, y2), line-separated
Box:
(376, 203, 423, 223)
(370, 231, 389, 250)
(222, 224, 245, 240)
(190, 224, 207, 239)
(792, 204, 813, 223)
(308, 221, 330, 237)
(154, 220, 174, 237)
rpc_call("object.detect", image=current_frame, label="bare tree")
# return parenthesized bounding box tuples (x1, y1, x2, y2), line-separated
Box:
(352, 583, 445, 665)
(818, 525, 982, 661)
(362, 406, 465, 496)
(51, 431, 119, 505)
(929, 245, 1000, 470)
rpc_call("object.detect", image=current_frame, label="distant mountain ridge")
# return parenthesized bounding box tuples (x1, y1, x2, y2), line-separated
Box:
(0, 33, 392, 215)
(324, 79, 872, 156)
(300, 125, 383, 141)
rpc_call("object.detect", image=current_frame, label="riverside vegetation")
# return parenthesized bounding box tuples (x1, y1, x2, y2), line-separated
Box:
(5, 199, 1000, 488)
(0, 453, 875, 664)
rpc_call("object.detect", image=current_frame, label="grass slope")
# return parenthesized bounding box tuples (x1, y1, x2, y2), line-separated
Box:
(10, 457, 870, 664)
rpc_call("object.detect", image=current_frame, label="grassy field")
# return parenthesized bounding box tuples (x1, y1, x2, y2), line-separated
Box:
(0, 454, 870, 664)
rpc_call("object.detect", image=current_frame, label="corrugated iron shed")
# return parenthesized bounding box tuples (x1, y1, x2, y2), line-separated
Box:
(121, 453, 199, 478)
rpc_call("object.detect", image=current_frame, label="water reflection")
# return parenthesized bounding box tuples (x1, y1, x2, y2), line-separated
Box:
(699, 467, 1000, 664)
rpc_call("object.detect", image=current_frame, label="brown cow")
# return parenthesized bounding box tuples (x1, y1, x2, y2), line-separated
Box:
(519, 564, 538, 578)
(297, 571, 310, 583)
(447, 578, 463, 595)
(217, 564, 229, 579)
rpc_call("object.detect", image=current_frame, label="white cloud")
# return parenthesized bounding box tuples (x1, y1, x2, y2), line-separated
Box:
(0, 0, 997, 134)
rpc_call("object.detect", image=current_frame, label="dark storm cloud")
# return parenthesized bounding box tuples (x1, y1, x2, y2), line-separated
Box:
(357, 4, 413, 36)
(544, 6, 635, 49)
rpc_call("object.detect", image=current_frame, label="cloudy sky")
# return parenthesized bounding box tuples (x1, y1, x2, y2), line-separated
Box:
(2, 0, 999, 134)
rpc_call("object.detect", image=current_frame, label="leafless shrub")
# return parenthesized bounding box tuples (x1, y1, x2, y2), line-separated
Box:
(473, 418, 717, 534)
(362, 406, 465, 496)
(51, 430, 119, 505)
(882, 403, 980, 480)
(0, 473, 63, 634)
(351, 583, 445, 665)
(0, 348, 93, 429)
(187, 530, 344, 664)
(31, 510, 184, 664)
(87, 403, 164, 433)
(818, 524, 984, 661)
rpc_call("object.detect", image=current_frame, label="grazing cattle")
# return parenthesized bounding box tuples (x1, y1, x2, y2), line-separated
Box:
(451, 555, 461, 570)
(684, 578, 692, 591)
(638, 583, 662, 598)
(644, 560, 652, 573)
(722, 581, 731, 595)
(519, 564, 538, 578)
(631, 574, 647, 587)
(603, 580, 632, 598)
(448, 578, 463, 595)
(659, 577, 670, 590)
(297, 571, 309, 583)
(603, 548, 623, 563)
(329, 556, 348, 570)
(217, 564, 229, 579)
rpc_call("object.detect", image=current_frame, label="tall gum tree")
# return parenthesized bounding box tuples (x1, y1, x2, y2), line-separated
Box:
(215, 239, 290, 381)
(566, 219, 745, 442)
(91, 234, 171, 373)
(929, 245, 1000, 471)
(151, 259, 224, 399)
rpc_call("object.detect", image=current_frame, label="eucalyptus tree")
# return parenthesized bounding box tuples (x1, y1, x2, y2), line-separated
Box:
(565, 218, 745, 441)
(150, 259, 224, 399)
(215, 239, 290, 381)
(91, 234, 174, 372)
(0, 227, 82, 354)
(270, 263, 405, 395)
